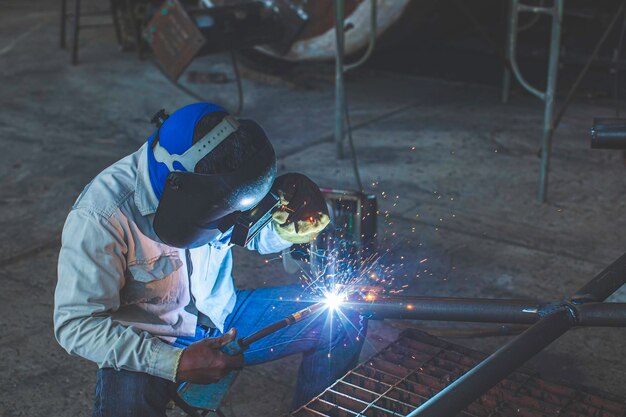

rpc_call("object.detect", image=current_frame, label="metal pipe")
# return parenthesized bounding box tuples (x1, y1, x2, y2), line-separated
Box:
(406, 308, 574, 417)
(345, 295, 626, 328)
(576, 303, 626, 327)
(345, 296, 543, 324)
(506, 0, 546, 101)
(503, 0, 564, 202)
(574, 252, 626, 302)
(334, 0, 346, 159)
(537, 0, 563, 203)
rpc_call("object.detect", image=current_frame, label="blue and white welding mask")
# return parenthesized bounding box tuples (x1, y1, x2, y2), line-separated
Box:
(147, 103, 277, 249)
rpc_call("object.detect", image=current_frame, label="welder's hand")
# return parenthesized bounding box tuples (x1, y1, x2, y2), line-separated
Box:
(271, 173, 330, 244)
(176, 328, 243, 384)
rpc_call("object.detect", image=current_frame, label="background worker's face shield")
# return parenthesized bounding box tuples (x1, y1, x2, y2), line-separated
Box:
(152, 119, 277, 249)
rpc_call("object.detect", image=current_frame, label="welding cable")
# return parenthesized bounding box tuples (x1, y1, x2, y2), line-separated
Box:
(149, 52, 244, 116)
(240, 302, 326, 348)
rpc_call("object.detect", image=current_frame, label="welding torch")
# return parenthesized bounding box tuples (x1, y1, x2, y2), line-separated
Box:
(220, 301, 325, 355)
(173, 301, 327, 414)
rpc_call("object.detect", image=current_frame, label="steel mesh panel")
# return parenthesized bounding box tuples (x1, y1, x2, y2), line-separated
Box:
(291, 329, 626, 417)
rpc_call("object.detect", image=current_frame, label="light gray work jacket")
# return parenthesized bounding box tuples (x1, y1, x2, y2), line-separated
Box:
(53, 143, 291, 381)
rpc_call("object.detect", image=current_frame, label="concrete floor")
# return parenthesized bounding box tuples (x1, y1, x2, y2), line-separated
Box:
(1, 1, 625, 416)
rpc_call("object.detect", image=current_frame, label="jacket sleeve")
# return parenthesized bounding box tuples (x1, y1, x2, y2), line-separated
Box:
(53, 208, 183, 381)
(246, 220, 292, 255)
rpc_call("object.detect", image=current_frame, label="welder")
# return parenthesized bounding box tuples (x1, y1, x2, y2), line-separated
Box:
(53, 102, 367, 417)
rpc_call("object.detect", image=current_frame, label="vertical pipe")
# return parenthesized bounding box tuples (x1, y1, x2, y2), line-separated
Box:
(71, 0, 81, 65)
(334, 0, 346, 159)
(406, 308, 574, 417)
(537, 0, 563, 203)
(60, 0, 67, 49)
(501, 0, 514, 104)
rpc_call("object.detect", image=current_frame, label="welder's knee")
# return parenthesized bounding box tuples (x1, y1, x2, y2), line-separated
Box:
(92, 368, 172, 417)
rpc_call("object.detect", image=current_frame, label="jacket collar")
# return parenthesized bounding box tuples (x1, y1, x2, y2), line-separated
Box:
(135, 143, 159, 216)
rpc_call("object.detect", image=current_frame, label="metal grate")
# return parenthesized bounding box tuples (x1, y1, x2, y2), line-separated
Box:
(291, 329, 626, 417)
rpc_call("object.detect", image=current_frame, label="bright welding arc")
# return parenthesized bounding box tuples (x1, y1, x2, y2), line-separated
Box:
(324, 291, 346, 311)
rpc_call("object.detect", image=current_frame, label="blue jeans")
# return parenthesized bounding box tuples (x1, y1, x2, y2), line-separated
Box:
(92, 285, 367, 417)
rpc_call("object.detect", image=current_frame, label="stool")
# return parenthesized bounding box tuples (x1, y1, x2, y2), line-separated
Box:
(59, 0, 125, 64)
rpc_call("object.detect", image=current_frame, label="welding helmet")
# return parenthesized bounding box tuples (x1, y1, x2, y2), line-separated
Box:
(147, 103, 277, 248)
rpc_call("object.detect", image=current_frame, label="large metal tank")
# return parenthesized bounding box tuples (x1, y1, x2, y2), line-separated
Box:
(202, 0, 412, 62)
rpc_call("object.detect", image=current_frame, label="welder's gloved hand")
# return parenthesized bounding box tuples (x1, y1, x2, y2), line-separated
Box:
(271, 173, 330, 244)
(176, 328, 243, 384)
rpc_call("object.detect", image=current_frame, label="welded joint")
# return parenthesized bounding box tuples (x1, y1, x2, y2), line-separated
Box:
(570, 294, 596, 305)
(537, 301, 579, 325)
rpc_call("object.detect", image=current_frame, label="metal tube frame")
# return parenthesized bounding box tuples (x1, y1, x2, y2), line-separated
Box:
(501, 0, 563, 203)
(502, 0, 626, 202)
(391, 252, 626, 417)
(346, 297, 626, 327)
(408, 309, 574, 417)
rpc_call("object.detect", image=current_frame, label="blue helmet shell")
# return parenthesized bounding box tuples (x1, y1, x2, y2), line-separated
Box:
(147, 102, 226, 199)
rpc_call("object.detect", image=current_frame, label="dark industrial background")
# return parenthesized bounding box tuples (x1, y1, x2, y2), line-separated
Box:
(1, 0, 625, 416)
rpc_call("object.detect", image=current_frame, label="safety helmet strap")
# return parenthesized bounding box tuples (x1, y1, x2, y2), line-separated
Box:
(152, 115, 240, 172)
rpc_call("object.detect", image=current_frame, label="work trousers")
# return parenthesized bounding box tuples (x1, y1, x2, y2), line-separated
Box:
(92, 284, 367, 417)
